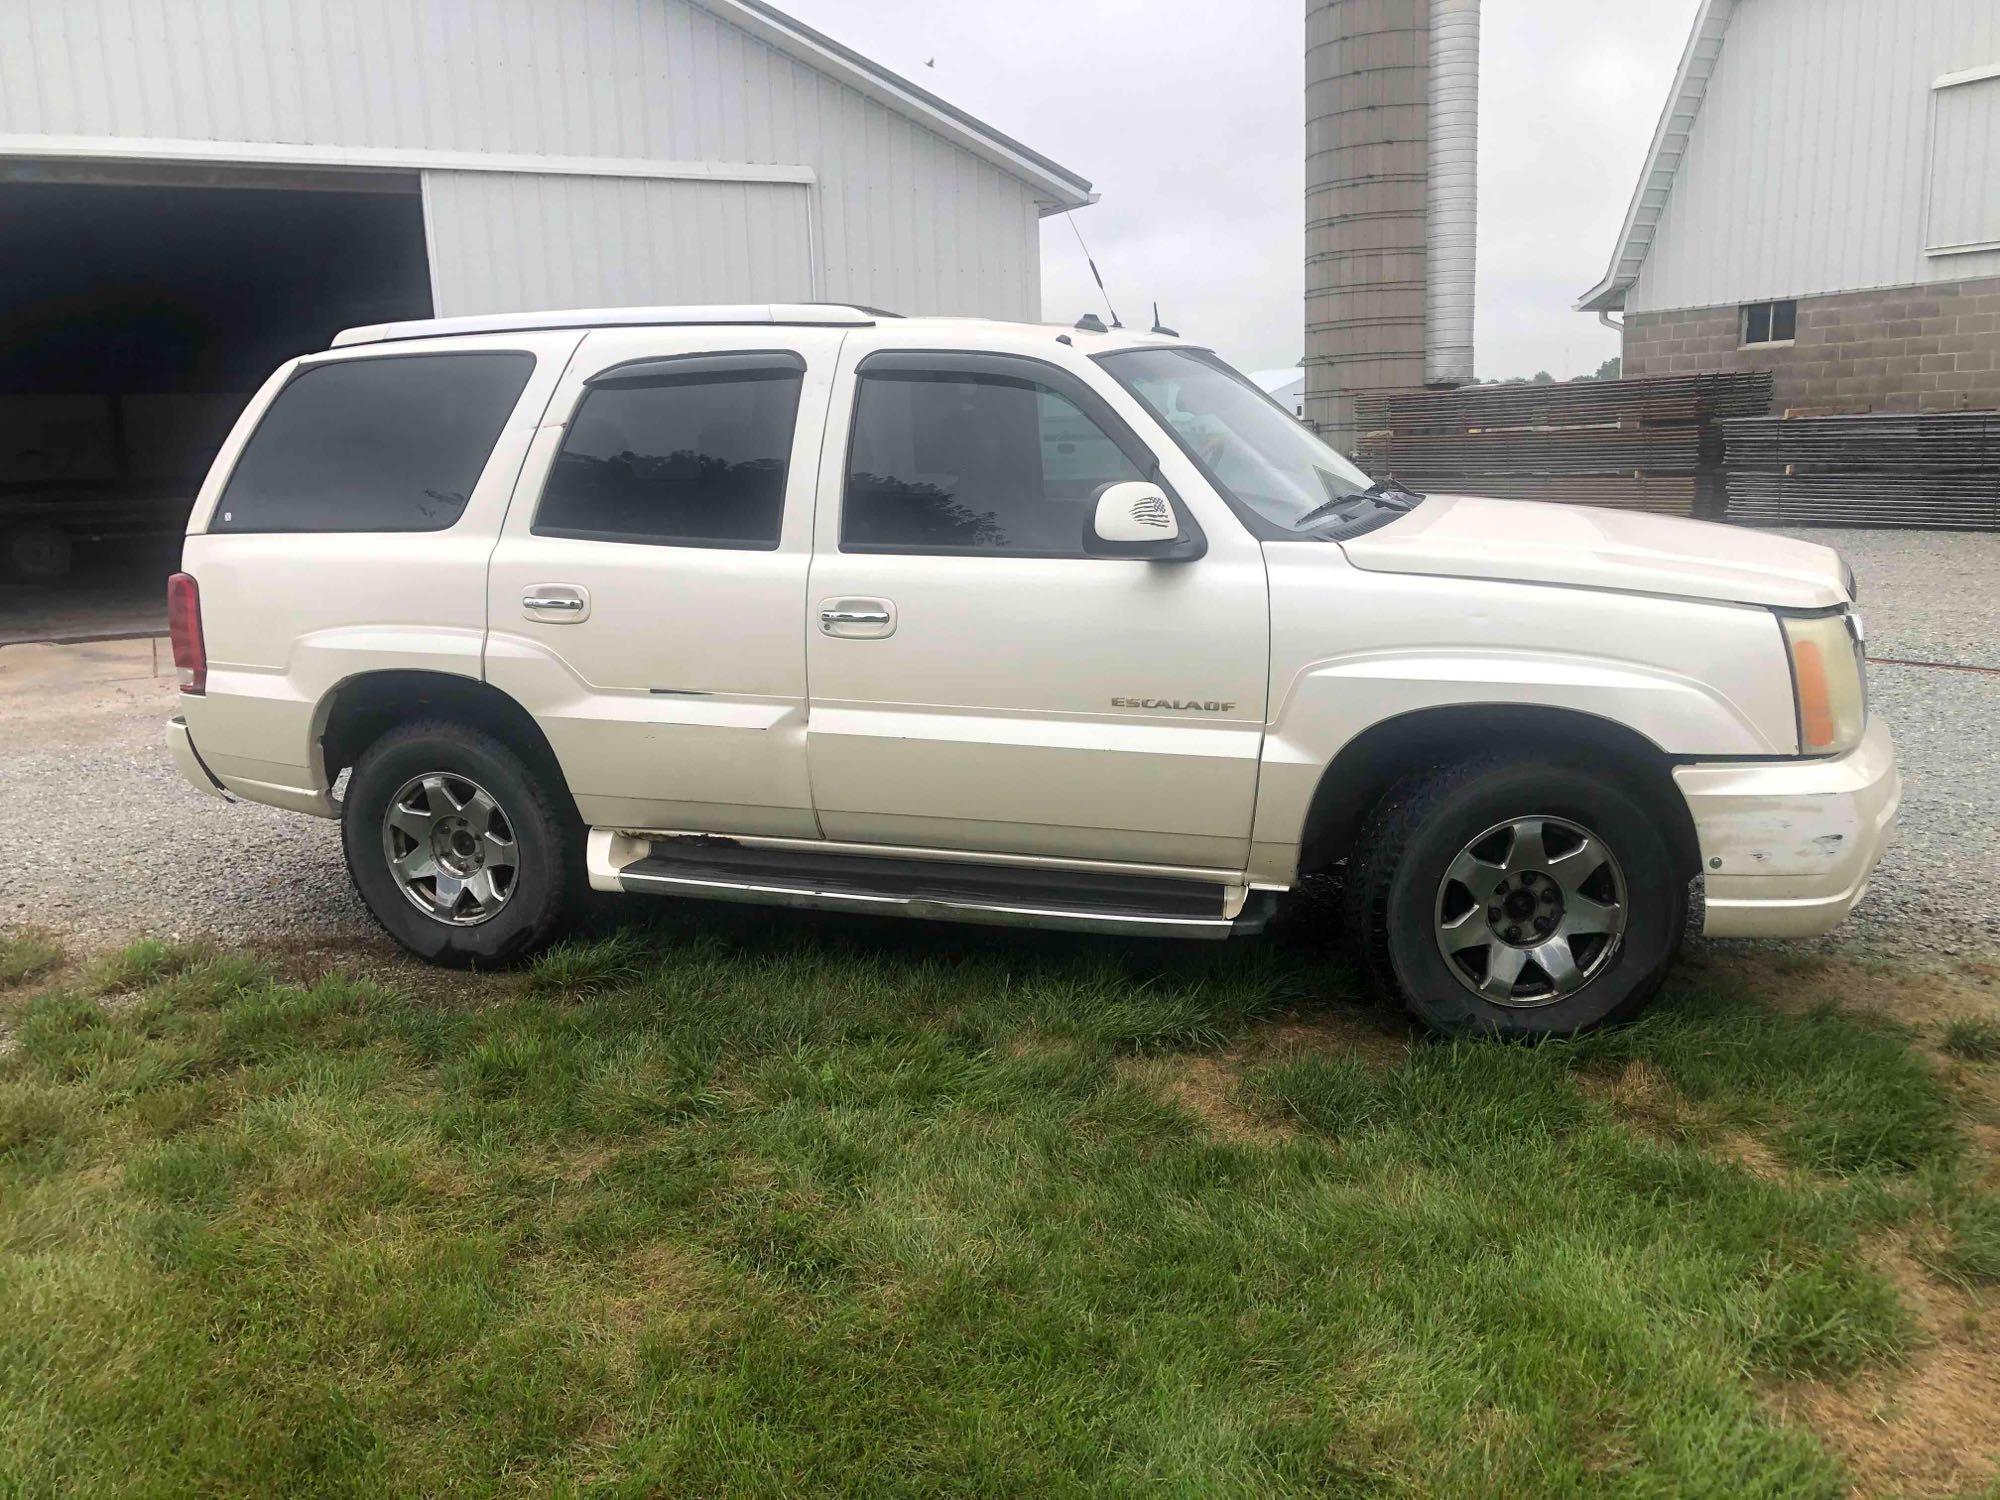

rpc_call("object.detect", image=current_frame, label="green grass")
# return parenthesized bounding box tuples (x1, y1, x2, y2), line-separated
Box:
(0, 932, 63, 989)
(1942, 1015, 2000, 1062)
(0, 913, 1993, 1496)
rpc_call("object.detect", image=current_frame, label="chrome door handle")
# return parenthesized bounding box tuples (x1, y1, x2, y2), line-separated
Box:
(817, 597, 896, 638)
(522, 585, 590, 623)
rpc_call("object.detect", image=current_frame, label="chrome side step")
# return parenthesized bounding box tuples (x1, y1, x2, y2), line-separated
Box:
(587, 830, 1272, 941)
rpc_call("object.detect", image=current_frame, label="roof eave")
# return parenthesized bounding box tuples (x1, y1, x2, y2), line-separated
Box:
(699, 0, 1095, 212)
(1574, 277, 1626, 314)
(1573, 0, 1737, 314)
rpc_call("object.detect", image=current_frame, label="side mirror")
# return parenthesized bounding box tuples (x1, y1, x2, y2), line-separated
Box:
(1085, 481, 1206, 561)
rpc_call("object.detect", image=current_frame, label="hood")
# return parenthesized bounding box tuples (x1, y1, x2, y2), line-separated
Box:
(1336, 494, 1850, 609)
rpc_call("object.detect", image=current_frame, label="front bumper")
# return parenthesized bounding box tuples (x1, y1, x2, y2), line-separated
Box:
(1674, 715, 1900, 938)
(168, 715, 233, 802)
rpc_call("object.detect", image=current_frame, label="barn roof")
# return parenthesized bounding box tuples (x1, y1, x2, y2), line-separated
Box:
(714, 0, 1095, 213)
(1574, 0, 1738, 313)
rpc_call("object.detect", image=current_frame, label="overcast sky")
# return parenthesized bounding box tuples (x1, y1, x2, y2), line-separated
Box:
(780, 0, 1700, 381)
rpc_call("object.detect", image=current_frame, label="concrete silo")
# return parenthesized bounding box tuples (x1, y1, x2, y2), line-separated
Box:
(1305, 0, 1479, 452)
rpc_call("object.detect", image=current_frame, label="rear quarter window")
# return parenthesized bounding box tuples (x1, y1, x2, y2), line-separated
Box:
(211, 351, 535, 533)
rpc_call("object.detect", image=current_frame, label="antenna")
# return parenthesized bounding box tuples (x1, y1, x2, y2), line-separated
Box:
(1149, 302, 1178, 337)
(1064, 210, 1122, 329)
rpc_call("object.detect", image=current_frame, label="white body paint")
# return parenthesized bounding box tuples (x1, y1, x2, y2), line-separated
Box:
(170, 308, 1899, 942)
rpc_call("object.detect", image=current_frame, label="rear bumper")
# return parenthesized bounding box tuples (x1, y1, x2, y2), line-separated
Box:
(167, 715, 233, 802)
(1674, 716, 1900, 938)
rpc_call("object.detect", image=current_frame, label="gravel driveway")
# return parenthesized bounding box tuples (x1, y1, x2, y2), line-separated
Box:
(1762, 530, 2000, 964)
(0, 638, 367, 951)
(2, 527, 1995, 962)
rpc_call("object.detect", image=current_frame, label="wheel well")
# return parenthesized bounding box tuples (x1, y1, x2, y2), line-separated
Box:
(317, 670, 575, 811)
(1297, 705, 1701, 882)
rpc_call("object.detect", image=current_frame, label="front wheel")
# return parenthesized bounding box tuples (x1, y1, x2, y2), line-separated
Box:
(342, 720, 580, 966)
(1341, 756, 1686, 1037)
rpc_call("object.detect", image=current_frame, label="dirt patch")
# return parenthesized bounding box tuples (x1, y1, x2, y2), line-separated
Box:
(1770, 1246, 2000, 1497)
(1966, 1124, 2000, 1192)
(1711, 1129, 1787, 1180)
(1576, 1058, 1794, 1179)
(1721, 953, 2000, 1034)
(1585, 1057, 1693, 1125)
(1117, 1004, 1414, 1147)
(1253, 1004, 1417, 1071)
(1119, 1054, 1294, 1147)
(601, 1238, 710, 1335)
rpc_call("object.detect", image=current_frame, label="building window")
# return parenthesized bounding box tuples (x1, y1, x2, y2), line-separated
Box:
(1926, 70, 2000, 255)
(1741, 300, 1797, 347)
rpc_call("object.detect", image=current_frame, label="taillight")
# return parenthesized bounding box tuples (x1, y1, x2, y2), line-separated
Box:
(166, 572, 206, 695)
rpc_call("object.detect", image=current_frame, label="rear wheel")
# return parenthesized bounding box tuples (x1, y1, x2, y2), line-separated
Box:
(342, 720, 580, 966)
(1341, 755, 1685, 1037)
(4, 524, 72, 582)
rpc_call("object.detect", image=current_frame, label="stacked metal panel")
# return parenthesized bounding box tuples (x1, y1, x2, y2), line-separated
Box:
(1722, 412, 2000, 530)
(1352, 374, 1772, 431)
(1352, 373, 1773, 516)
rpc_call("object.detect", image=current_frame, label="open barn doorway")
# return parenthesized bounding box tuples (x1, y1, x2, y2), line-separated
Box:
(0, 163, 432, 643)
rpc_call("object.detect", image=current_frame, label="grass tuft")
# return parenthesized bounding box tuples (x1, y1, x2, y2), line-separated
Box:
(1940, 1015, 2000, 1062)
(87, 940, 212, 994)
(527, 933, 651, 996)
(0, 932, 64, 989)
(1936, 1191, 2000, 1285)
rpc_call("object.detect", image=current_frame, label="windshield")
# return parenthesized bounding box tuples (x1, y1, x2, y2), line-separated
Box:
(1099, 347, 1375, 531)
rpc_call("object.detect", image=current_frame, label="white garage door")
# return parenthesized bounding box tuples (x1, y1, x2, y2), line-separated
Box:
(422, 169, 816, 316)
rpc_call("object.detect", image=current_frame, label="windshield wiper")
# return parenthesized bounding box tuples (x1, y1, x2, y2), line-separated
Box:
(1290, 478, 1424, 531)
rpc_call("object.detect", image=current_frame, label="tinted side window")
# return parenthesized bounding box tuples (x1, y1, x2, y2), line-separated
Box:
(214, 352, 534, 533)
(843, 365, 1144, 554)
(534, 353, 805, 549)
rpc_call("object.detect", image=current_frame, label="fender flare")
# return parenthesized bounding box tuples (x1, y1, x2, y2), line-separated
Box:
(1249, 648, 1769, 884)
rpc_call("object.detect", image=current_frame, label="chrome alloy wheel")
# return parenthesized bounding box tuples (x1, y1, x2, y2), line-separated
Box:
(1433, 816, 1627, 1007)
(380, 772, 519, 926)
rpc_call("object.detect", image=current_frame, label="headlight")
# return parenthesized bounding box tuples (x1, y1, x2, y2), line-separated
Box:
(1778, 610, 1866, 755)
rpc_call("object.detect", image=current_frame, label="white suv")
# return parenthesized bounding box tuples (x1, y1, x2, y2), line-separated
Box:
(165, 304, 1898, 1036)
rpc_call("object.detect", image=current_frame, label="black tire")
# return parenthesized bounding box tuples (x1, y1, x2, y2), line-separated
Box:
(1341, 755, 1686, 1038)
(5, 524, 73, 582)
(341, 719, 581, 967)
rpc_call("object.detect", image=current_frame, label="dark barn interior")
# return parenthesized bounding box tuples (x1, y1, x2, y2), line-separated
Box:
(0, 165, 432, 640)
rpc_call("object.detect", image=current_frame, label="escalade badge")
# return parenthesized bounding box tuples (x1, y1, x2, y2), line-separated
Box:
(1113, 697, 1236, 712)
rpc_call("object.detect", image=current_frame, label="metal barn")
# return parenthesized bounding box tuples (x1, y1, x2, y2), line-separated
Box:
(0, 0, 1092, 617)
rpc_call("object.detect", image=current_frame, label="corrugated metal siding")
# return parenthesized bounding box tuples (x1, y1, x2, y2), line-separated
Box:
(1627, 0, 2000, 313)
(0, 0, 1044, 319)
(422, 170, 814, 314)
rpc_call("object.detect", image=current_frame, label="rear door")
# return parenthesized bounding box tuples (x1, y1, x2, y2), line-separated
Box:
(802, 333, 1270, 869)
(182, 334, 576, 809)
(485, 326, 841, 834)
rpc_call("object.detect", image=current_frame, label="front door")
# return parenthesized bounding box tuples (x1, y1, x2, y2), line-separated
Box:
(486, 326, 842, 835)
(803, 337, 1270, 870)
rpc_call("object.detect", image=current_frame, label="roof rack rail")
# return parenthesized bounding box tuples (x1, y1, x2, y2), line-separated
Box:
(803, 301, 904, 318)
(332, 303, 884, 348)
